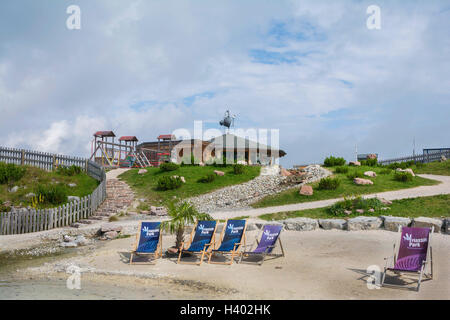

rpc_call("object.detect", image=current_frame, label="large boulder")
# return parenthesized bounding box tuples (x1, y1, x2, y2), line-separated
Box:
(412, 217, 442, 233)
(378, 198, 392, 205)
(364, 171, 377, 177)
(382, 216, 411, 232)
(299, 185, 313, 196)
(318, 219, 347, 230)
(280, 168, 292, 177)
(282, 218, 319, 231)
(138, 169, 147, 174)
(354, 178, 374, 185)
(349, 161, 361, 166)
(214, 170, 225, 176)
(347, 216, 383, 231)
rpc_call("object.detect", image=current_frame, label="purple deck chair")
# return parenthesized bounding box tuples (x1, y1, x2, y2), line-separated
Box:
(238, 224, 284, 265)
(381, 226, 434, 291)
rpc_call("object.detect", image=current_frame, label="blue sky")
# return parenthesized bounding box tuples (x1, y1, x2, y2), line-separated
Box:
(0, 0, 449, 167)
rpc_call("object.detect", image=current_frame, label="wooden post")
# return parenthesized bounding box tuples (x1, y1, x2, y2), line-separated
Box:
(21, 149, 25, 165)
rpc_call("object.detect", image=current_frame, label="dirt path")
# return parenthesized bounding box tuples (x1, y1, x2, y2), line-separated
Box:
(211, 174, 450, 219)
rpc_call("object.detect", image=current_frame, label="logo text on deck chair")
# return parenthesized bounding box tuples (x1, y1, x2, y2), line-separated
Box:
(198, 224, 214, 235)
(227, 224, 243, 234)
(403, 233, 427, 248)
(142, 226, 158, 236)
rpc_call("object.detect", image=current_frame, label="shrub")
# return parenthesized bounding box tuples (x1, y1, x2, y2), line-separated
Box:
(346, 170, 364, 181)
(318, 177, 340, 190)
(379, 168, 392, 175)
(197, 173, 216, 183)
(159, 162, 179, 172)
(394, 171, 413, 182)
(156, 176, 183, 190)
(385, 161, 415, 170)
(323, 156, 346, 167)
(361, 158, 378, 167)
(0, 162, 26, 184)
(233, 164, 245, 175)
(35, 184, 68, 205)
(56, 165, 82, 176)
(329, 196, 383, 216)
(334, 166, 349, 174)
(415, 162, 425, 168)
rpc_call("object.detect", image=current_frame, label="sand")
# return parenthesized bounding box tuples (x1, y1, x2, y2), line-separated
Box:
(7, 229, 449, 300)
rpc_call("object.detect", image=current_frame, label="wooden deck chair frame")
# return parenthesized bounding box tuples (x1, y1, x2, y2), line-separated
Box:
(238, 226, 285, 266)
(177, 220, 218, 266)
(381, 226, 434, 291)
(129, 222, 163, 265)
(207, 219, 248, 265)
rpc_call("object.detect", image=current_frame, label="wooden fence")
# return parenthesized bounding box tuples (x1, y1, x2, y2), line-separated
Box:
(0, 147, 107, 235)
(378, 150, 450, 165)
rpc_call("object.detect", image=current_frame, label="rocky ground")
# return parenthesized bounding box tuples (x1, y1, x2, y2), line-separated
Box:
(187, 165, 331, 213)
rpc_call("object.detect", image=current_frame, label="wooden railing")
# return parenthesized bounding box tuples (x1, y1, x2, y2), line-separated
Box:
(0, 146, 107, 235)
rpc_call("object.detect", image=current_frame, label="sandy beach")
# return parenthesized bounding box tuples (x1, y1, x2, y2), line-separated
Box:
(3, 228, 449, 300)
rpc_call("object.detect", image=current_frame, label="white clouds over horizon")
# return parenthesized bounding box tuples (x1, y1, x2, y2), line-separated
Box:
(0, 0, 449, 166)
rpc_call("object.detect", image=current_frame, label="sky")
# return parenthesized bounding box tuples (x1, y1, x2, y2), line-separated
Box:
(0, 0, 449, 167)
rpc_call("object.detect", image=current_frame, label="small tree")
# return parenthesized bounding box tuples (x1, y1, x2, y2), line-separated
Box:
(162, 201, 213, 250)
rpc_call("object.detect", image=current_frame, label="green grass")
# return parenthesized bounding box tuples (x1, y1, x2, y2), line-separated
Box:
(259, 194, 450, 221)
(413, 160, 450, 176)
(252, 165, 439, 208)
(0, 165, 99, 209)
(119, 165, 261, 205)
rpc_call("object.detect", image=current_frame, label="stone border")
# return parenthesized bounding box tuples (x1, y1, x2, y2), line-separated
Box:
(253, 216, 449, 234)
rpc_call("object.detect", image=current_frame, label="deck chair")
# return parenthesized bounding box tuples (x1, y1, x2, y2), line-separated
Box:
(177, 220, 217, 265)
(129, 222, 162, 265)
(381, 226, 434, 291)
(238, 224, 284, 265)
(208, 219, 247, 265)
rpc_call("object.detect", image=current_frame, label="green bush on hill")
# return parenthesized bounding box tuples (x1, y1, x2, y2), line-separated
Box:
(334, 166, 349, 174)
(318, 177, 340, 190)
(394, 171, 413, 182)
(56, 165, 82, 176)
(35, 184, 68, 205)
(360, 158, 378, 166)
(0, 162, 26, 184)
(323, 156, 346, 167)
(329, 196, 383, 216)
(233, 164, 245, 175)
(160, 162, 179, 172)
(346, 170, 364, 181)
(156, 176, 183, 190)
(197, 173, 216, 183)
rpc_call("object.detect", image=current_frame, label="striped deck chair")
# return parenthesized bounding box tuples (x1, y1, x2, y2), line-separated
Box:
(208, 219, 247, 265)
(381, 226, 434, 291)
(238, 224, 284, 266)
(129, 222, 162, 265)
(177, 220, 217, 265)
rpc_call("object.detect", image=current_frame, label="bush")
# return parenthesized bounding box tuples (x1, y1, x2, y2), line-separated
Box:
(329, 196, 383, 216)
(334, 166, 349, 174)
(361, 158, 378, 167)
(346, 170, 364, 181)
(156, 176, 183, 190)
(233, 164, 245, 175)
(385, 161, 415, 170)
(197, 173, 216, 183)
(159, 162, 179, 172)
(318, 177, 340, 190)
(56, 165, 82, 176)
(323, 156, 346, 167)
(394, 171, 413, 182)
(0, 162, 27, 184)
(415, 162, 425, 168)
(379, 168, 392, 175)
(35, 184, 68, 205)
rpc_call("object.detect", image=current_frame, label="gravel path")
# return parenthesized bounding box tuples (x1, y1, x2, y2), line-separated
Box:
(210, 174, 450, 219)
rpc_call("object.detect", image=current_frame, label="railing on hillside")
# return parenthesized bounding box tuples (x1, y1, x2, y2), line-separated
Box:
(0, 147, 107, 235)
(378, 150, 450, 165)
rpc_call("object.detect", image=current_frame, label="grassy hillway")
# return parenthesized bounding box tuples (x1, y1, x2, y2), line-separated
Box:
(252, 165, 440, 208)
(0, 165, 99, 210)
(118, 165, 261, 205)
(413, 159, 450, 176)
(259, 194, 450, 220)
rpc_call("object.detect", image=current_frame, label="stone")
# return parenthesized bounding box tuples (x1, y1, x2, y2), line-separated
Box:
(60, 242, 77, 248)
(444, 218, 450, 234)
(138, 169, 147, 174)
(349, 161, 361, 166)
(25, 192, 36, 198)
(396, 168, 415, 177)
(347, 216, 383, 231)
(101, 224, 123, 233)
(68, 183, 77, 187)
(68, 196, 80, 202)
(356, 209, 364, 214)
(441, 155, 447, 162)
(412, 217, 442, 233)
(354, 178, 374, 185)
(214, 170, 225, 176)
(364, 171, 377, 177)
(382, 216, 411, 232)
(318, 219, 347, 230)
(63, 235, 74, 242)
(103, 231, 118, 240)
(299, 185, 313, 196)
(282, 218, 319, 231)
(378, 198, 392, 205)
(70, 223, 82, 228)
(127, 211, 138, 216)
(344, 210, 352, 215)
(9, 186, 19, 193)
(140, 210, 150, 215)
(74, 235, 89, 246)
(368, 208, 375, 213)
(150, 206, 167, 216)
(180, 176, 186, 183)
(280, 168, 292, 177)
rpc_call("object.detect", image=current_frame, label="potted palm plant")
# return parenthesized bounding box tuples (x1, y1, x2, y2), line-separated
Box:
(162, 201, 213, 256)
